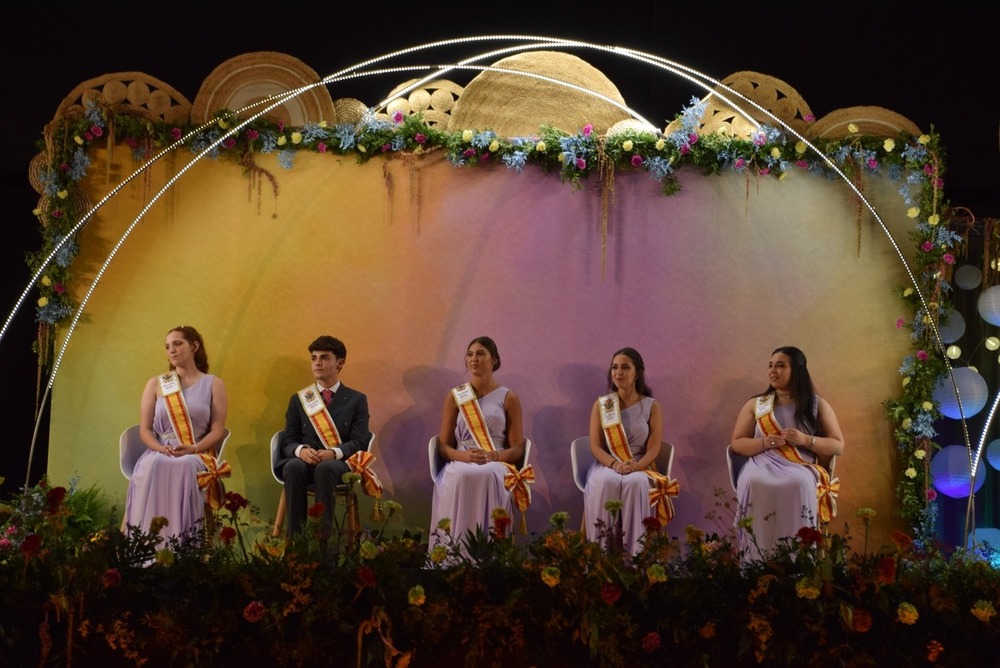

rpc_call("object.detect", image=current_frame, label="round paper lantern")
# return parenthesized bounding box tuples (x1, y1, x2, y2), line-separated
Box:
(954, 264, 983, 290)
(930, 444, 985, 498)
(946, 345, 962, 359)
(931, 367, 989, 419)
(986, 439, 1000, 471)
(987, 337, 1000, 351)
(978, 285, 1000, 325)
(938, 308, 965, 343)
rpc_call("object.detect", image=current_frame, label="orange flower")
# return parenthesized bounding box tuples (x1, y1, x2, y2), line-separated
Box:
(852, 608, 872, 633)
(927, 640, 944, 662)
(699, 622, 716, 639)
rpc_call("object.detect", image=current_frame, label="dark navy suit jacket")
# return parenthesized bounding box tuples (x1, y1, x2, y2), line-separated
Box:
(274, 383, 370, 477)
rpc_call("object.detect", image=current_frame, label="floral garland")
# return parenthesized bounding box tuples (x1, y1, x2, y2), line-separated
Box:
(29, 98, 952, 533)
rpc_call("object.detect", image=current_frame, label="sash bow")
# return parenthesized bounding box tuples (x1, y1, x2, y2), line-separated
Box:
(347, 450, 384, 498)
(817, 475, 840, 523)
(503, 463, 535, 512)
(196, 454, 232, 510)
(648, 475, 680, 525)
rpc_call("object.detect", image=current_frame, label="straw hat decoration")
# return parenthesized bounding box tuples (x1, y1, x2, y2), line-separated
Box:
(190, 51, 336, 127)
(53, 72, 192, 126)
(381, 79, 464, 127)
(447, 50, 630, 137)
(806, 106, 921, 139)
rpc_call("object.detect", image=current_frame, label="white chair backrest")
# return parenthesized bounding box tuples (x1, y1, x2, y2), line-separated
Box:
(428, 436, 532, 481)
(120, 425, 231, 479)
(570, 437, 590, 492)
(271, 430, 374, 484)
(656, 441, 674, 478)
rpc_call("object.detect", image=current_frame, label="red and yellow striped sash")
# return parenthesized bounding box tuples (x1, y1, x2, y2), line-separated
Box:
(158, 372, 196, 447)
(598, 393, 633, 463)
(297, 386, 342, 449)
(452, 383, 496, 452)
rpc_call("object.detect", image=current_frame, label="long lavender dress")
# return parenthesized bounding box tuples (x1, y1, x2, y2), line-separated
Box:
(584, 396, 656, 555)
(736, 399, 819, 560)
(124, 374, 215, 542)
(429, 386, 513, 548)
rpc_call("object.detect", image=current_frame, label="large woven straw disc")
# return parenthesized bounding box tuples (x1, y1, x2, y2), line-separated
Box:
(54, 72, 191, 125)
(807, 106, 921, 139)
(383, 79, 464, 127)
(666, 71, 813, 138)
(447, 51, 629, 137)
(191, 52, 336, 126)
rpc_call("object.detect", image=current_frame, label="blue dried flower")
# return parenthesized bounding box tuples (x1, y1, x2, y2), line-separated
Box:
(68, 148, 91, 182)
(53, 236, 79, 268)
(39, 168, 59, 197)
(83, 99, 103, 126)
(502, 151, 528, 171)
(300, 123, 330, 143)
(333, 124, 357, 150)
(259, 133, 278, 154)
(37, 301, 73, 325)
(645, 156, 673, 181)
(277, 149, 295, 169)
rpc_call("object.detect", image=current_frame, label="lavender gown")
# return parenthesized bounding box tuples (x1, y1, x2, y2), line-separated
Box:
(429, 387, 514, 548)
(584, 396, 657, 555)
(124, 374, 215, 542)
(735, 400, 820, 559)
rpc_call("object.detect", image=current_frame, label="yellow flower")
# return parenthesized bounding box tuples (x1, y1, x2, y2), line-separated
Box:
(907, 207, 920, 219)
(927, 214, 940, 226)
(622, 140, 634, 152)
(794, 140, 807, 154)
(795, 577, 821, 600)
(918, 134, 930, 145)
(901, 377, 911, 387)
(57, 190, 68, 200)
(646, 564, 667, 584)
(897, 602, 919, 625)
(971, 600, 996, 623)
(847, 123, 859, 133)
(770, 147, 781, 159)
(462, 129, 474, 142)
(217, 118, 228, 129)
(155, 549, 175, 567)
(901, 417, 912, 429)
(488, 140, 500, 152)
(291, 132, 303, 145)
(358, 144, 367, 153)
(32, 207, 42, 216)
(40, 276, 52, 287)
(491, 507, 509, 520)
(74, 135, 84, 145)
(905, 467, 917, 479)
(408, 585, 426, 606)
(921, 401, 934, 411)
(37, 297, 48, 307)
(540, 566, 561, 588)
(277, 136, 287, 146)
(902, 287, 914, 297)
(655, 139, 665, 150)
(856, 507, 876, 520)
(536, 141, 547, 152)
(436, 518, 451, 533)
(429, 545, 448, 564)
(359, 540, 377, 560)
(319, 121, 328, 128)
(883, 138, 896, 152)
(778, 171, 789, 181)
(914, 449, 925, 460)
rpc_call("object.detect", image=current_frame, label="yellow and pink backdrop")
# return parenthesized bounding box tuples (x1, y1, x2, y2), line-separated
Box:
(47, 147, 914, 547)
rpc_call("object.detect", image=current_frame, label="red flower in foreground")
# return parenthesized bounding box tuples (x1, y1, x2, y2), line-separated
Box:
(224, 491, 248, 513)
(891, 531, 913, 552)
(357, 566, 377, 588)
(796, 526, 823, 546)
(642, 631, 661, 653)
(601, 582, 621, 606)
(20, 534, 41, 557)
(927, 640, 944, 662)
(307, 502, 325, 518)
(852, 608, 873, 633)
(46, 486, 67, 512)
(243, 600, 266, 623)
(493, 516, 512, 539)
(220, 527, 237, 544)
(642, 516, 662, 534)
(103, 568, 122, 589)
(877, 557, 897, 585)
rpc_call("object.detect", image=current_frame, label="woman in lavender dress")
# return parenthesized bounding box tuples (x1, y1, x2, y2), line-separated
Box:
(125, 326, 228, 543)
(584, 347, 664, 556)
(729, 346, 844, 560)
(429, 336, 525, 550)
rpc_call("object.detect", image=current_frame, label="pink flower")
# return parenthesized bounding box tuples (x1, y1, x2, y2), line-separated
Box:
(171, 128, 183, 140)
(752, 133, 766, 146)
(934, 178, 944, 188)
(480, 152, 490, 162)
(916, 350, 928, 361)
(680, 144, 690, 155)
(759, 167, 770, 176)
(123, 137, 138, 148)
(5, 526, 15, 536)
(392, 111, 404, 124)
(317, 142, 327, 153)
(688, 133, 699, 145)
(277, 121, 285, 133)
(575, 157, 586, 169)
(734, 158, 746, 169)
(804, 114, 816, 123)
(51, 210, 63, 218)
(90, 125, 103, 138)
(382, 144, 392, 153)
(943, 254, 955, 265)
(0, 538, 11, 550)
(896, 318, 905, 329)
(463, 148, 476, 158)
(222, 137, 236, 149)
(246, 128, 259, 140)
(414, 133, 427, 144)
(58, 162, 69, 172)
(926, 488, 938, 501)
(84, 131, 93, 142)
(921, 241, 934, 252)
(243, 600, 266, 623)
(642, 631, 661, 653)
(103, 568, 122, 588)
(923, 164, 935, 175)
(631, 154, 644, 167)
(866, 157, 878, 169)
(582, 123, 593, 137)
(795, 160, 808, 169)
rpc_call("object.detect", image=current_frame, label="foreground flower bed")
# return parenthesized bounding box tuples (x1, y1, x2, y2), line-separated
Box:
(2, 479, 999, 667)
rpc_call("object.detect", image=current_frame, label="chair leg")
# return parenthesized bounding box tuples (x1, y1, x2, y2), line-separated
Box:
(273, 488, 286, 538)
(345, 491, 360, 542)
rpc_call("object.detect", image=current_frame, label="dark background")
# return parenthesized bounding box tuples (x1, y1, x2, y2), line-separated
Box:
(1, 3, 997, 502)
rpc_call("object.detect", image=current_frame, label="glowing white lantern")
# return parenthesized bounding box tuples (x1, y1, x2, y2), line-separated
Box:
(954, 264, 983, 290)
(977, 285, 1000, 325)
(931, 367, 989, 419)
(938, 308, 966, 343)
(987, 337, 1000, 351)
(930, 444, 985, 498)
(946, 345, 962, 359)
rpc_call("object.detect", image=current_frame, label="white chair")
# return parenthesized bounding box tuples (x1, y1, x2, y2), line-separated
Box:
(270, 431, 375, 538)
(427, 435, 533, 481)
(571, 436, 675, 530)
(726, 443, 836, 491)
(119, 424, 231, 479)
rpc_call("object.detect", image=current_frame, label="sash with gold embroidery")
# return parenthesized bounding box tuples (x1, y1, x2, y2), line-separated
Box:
(158, 372, 196, 447)
(452, 383, 496, 452)
(503, 460, 535, 534)
(598, 393, 633, 463)
(297, 385, 342, 449)
(754, 393, 838, 521)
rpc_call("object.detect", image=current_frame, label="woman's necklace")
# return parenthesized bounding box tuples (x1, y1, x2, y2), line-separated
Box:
(776, 391, 792, 399)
